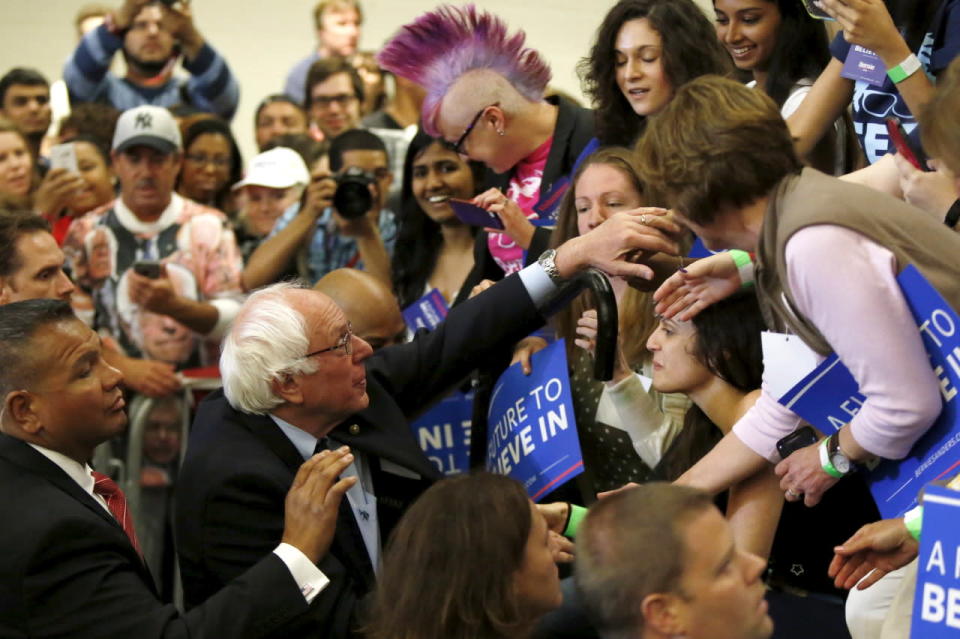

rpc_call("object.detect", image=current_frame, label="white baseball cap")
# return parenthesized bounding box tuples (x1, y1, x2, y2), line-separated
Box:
(232, 147, 310, 190)
(112, 105, 182, 154)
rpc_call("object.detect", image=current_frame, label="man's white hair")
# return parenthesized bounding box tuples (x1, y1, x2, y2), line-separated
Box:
(220, 282, 319, 414)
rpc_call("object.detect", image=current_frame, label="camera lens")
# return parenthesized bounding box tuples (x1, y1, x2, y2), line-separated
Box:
(333, 167, 374, 219)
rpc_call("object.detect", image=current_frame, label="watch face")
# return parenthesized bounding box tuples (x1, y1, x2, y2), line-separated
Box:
(831, 452, 850, 474)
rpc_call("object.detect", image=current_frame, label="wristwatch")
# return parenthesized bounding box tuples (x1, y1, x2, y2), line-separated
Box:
(819, 432, 853, 478)
(538, 249, 567, 286)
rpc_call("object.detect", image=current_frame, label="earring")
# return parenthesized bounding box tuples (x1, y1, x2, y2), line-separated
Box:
(497, 129, 505, 136)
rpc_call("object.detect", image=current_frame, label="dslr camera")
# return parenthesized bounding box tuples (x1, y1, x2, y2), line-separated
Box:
(333, 167, 375, 219)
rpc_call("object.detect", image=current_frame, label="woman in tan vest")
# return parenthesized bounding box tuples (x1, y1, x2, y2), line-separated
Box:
(637, 74, 960, 510)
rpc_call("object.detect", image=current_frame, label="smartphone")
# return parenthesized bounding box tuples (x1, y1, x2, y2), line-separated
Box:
(449, 198, 505, 230)
(133, 260, 162, 279)
(49, 143, 79, 174)
(885, 117, 929, 171)
(776, 425, 819, 459)
(799, 0, 835, 20)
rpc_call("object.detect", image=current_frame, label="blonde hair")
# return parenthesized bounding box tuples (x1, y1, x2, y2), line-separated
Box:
(920, 58, 960, 176)
(550, 147, 658, 367)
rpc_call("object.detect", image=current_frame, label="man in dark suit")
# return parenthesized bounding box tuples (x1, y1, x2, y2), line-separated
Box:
(175, 210, 682, 638)
(0, 298, 355, 639)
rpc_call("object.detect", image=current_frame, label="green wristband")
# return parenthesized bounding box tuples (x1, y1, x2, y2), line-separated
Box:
(564, 504, 588, 538)
(904, 506, 923, 541)
(819, 437, 845, 479)
(887, 54, 921, 84)
(729, 250, 755, 289)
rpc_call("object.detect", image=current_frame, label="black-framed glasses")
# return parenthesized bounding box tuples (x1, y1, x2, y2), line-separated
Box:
(449, 102, 498, 155)
(312, 93, 359, 109)
(303, 322, 354, 359)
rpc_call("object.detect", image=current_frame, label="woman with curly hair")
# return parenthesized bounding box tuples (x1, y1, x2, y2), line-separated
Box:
(579, 0, 732, 146)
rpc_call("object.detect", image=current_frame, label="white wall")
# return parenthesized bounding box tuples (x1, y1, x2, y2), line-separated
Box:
(1, 0, 712, 160)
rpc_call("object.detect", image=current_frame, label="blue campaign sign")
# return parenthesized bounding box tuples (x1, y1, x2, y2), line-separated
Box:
(777, 266, 960, 518)
(402, 289, 448, 332)
(410, 390, 474, 477)
(486, 339, 583, 501)
(911, 485, 960, 638)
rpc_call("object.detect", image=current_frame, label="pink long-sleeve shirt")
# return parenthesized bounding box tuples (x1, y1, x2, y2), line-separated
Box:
(733, 225, 942, 462)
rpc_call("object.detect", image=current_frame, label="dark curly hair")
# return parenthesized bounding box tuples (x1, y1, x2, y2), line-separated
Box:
(657, 292, 764, 481)
(177, 117, 243, 213)
(579, 0, 732, 146)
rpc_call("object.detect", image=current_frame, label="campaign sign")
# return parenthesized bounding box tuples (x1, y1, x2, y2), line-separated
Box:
(402, 289, 448, 332)
(410, 390, 474, 477)
(911, 485, 960, 638)
(687, 237, 717, 259)
(777, 266, 960, 518)
(486, 339, 583, 501)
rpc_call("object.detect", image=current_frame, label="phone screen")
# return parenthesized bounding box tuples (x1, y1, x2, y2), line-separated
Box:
(449, 199, 505, 230)
(799, 0, 835, 20)
(49, 143, 79, 174)
(776, 426, 819, 459)
(133, 261, 162, 279)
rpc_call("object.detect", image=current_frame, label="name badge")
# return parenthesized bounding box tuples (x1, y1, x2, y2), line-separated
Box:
(841, 46, 888, 87)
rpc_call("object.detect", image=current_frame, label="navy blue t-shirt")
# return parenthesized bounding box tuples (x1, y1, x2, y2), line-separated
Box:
(830, 0, 960, 164)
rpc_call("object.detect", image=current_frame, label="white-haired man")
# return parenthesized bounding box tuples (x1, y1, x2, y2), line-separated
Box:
(175, 209, 681, 639)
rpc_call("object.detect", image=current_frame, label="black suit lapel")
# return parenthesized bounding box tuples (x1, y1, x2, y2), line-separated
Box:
(233, 411, 377, 588)
(334, 383, 440, 481)
(0, 435, 122, 531)
(235, 411, 307, 475)
(0, 434, 156, 591)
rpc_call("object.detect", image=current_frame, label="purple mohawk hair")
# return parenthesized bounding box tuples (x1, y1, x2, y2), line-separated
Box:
(377, 4, 552, 137)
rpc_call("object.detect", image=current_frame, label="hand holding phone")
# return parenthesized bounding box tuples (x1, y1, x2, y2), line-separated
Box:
(799, 0, 835, 21)
(133, 260, 163, 279)
(885, 117, 929, 172)
(49, 143, 79, 174)
(776, 425, 819, 459)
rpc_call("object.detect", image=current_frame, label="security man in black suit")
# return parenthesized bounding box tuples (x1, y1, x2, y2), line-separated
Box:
(0, 299, 355, 639)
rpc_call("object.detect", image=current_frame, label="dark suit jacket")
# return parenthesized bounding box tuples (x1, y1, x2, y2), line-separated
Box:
(0, 434, 309, 639)
(175, 272, 545, 638)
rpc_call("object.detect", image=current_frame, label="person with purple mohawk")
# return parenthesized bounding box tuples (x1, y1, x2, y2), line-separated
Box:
(378, 4, 594, 282)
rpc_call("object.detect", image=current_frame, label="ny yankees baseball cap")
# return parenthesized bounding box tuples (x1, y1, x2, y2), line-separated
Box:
(112, 105, 182, 154)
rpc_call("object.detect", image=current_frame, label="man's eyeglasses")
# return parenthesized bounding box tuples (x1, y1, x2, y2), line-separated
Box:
(303, 322, 354, 359)
(312, 93, 359, 109)
(449, 102, 499, 155)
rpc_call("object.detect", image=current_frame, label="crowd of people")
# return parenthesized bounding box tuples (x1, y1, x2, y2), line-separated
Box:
(0, 0, 958, 638)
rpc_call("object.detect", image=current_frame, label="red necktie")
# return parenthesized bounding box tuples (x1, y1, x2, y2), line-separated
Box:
(91, 471, 143, 556)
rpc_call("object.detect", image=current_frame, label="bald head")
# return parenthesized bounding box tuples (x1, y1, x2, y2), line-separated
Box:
(314, 269, 406, 351)
(439, 70, 532, 132)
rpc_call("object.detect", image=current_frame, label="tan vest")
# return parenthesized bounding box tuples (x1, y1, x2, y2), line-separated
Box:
(755, 168, 960, 356)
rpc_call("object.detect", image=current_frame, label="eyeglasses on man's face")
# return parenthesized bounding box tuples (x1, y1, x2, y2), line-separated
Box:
(448, 102, 499, 156)
(303, 322, 354, 359)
